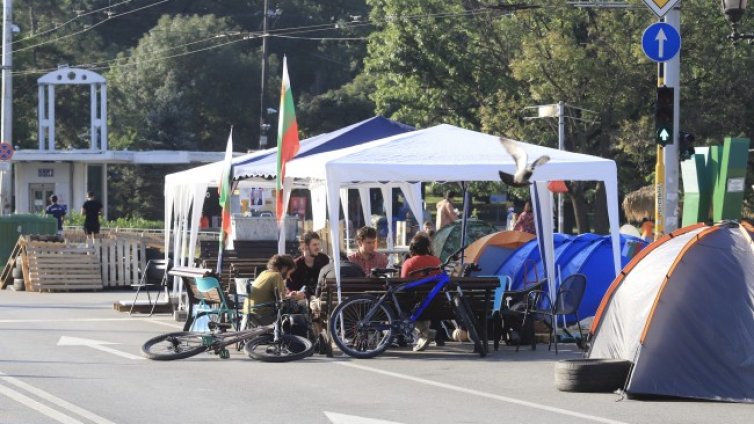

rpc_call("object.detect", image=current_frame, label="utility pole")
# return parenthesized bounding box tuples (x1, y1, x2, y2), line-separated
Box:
(662, 7, 681, 235)
(524, 102, 597, 233)
(258, 0, 270, 149)
(1, 0, 13, 215)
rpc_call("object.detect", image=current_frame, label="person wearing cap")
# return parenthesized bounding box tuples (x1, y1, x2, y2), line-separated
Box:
(45, 195, 67, 235)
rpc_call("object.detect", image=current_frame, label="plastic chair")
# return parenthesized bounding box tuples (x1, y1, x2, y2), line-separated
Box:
(490, 275, 513, 351)
(130, 258, 172, 316)
(187, 276, 239, 332)
(521, 273, 587, 354)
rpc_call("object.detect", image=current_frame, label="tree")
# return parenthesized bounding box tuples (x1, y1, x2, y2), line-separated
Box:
(365, 0, 522, 128)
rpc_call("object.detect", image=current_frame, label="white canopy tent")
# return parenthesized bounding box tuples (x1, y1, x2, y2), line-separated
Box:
(286, 124, 621, 302)
(163, 117, 418, 302)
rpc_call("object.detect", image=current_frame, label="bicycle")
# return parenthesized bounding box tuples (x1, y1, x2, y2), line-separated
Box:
(142, 287, 313, 362)
(243, 296, 315, 362)
(329, 246, 485, 359)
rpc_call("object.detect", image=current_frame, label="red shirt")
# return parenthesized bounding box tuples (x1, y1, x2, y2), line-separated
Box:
(401, 255, 442, 278)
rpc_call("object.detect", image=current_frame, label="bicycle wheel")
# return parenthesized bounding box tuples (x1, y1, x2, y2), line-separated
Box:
(453, 295, 485, 357)
(329, 294, 394, 359)
(245, 334, 313, 362)
(141, 332, 208, 360)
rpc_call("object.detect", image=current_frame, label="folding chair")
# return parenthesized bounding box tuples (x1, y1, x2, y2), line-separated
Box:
(520, 273, 587, 354)
(130, 258, 172, 316)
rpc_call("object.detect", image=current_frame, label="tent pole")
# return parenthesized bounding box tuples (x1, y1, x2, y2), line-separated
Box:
(460, 182, 470, 267)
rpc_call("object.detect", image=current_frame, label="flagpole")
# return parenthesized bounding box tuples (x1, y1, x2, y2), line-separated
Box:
(218, 129, 234, 274)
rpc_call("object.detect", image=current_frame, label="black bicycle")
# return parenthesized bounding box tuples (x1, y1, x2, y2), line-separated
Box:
(329, 246, 484, 359)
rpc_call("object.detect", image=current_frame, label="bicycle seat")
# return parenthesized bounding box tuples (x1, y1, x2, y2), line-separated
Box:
(371, 268, 399, 278)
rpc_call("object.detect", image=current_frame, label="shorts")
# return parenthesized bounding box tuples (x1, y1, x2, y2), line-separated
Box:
(84, 222, 100, 235)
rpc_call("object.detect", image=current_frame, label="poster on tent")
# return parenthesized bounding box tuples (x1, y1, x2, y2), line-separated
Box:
(239, 187, 274, 213)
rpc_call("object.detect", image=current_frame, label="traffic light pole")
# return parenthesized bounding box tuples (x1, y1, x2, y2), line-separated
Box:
(654, 7, 681, 239)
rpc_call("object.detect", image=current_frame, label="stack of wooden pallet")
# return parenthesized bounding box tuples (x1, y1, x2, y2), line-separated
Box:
(25, 240, 102, 292)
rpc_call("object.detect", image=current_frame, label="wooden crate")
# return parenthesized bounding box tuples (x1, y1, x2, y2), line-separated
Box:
(26, 241, 102, 292)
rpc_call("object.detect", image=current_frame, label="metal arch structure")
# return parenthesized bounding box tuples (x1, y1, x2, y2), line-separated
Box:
(37, 66, 108, 151)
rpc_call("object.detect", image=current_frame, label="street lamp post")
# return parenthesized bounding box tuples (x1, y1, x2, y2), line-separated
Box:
(722, 0, 754, 41)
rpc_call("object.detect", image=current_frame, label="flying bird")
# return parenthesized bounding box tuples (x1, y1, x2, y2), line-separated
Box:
(498, 137, 550, 187)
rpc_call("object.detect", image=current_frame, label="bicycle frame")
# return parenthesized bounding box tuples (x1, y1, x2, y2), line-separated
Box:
(361, 271, 452, 328)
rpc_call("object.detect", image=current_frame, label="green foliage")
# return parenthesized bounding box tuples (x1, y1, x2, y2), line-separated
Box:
(65, 212, 163, 229)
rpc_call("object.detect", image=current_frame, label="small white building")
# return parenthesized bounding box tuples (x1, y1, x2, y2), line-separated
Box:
(0, 66, 226, 217)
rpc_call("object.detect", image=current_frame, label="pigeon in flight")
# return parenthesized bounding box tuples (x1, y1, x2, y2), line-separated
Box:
(498, 137, 550, 187)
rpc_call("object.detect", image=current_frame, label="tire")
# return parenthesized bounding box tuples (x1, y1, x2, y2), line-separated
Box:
(141, 332, 208, 360)
(245, 334, 313, 362)
(554, 359, 632, 392)
(329, 294, 395, 359)
(12, 278, 25, 291)
(453, 295, 485, 357)
(11, 267, 22, 279)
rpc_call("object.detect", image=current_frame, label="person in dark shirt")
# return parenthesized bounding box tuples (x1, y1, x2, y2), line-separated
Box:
(309, 253, 365, 336)
(287, 231, 330, 295)
(81, 191, 103, 242)
(45, 195, 67, 234)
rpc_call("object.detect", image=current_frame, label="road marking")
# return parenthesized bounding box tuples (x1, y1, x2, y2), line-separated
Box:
(58, 336, 145, 360)
(0, 372, 118, 424)
(0, 317, 167, 324)
(0, 316, 183, 329)
(142, 319, 183, 329)
(325, 411, 405, 424)
(338, 362, 630, 424)
(0, 382, 84, 424)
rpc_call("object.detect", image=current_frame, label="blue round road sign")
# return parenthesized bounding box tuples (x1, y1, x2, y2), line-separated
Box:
(642, 22, 681, 63)
(0, 142, 13, 161)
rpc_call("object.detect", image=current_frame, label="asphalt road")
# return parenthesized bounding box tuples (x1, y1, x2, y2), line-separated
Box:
(0, 290, 751, 424)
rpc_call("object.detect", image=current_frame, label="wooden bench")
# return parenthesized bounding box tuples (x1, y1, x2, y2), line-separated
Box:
(318, 276, 499, 356)
(200, 257, 269, 295)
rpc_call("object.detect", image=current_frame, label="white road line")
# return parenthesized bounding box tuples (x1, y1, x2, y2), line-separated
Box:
(0, 372, 118, 424)
(0, 317, 169, 324)
(140, 319, 183, 329)
(338, 362, 630, 424)
(0, 317, 183, 329)
(0, 382, 84, 424)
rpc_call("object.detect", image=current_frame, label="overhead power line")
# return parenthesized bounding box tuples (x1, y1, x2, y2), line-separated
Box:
(13, 0, 172, 53)
(12, 0, 135, 45)
(12, 7, 508, 76)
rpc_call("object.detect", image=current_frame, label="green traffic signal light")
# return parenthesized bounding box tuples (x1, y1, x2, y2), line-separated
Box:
(655, 85, 674, 146)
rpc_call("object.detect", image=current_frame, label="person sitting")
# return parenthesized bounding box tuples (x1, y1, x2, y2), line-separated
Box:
(288, 231, 330, 296)
(308, 253, 366, 339)
(245, 255, 305, 326)
(348, 226, 388, 276)
(401, 232, 443, 352)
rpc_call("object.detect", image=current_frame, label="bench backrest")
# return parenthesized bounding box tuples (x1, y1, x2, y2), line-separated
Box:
(319, 276, 498, 318)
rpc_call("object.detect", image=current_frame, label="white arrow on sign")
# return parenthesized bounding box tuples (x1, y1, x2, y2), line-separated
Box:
(57, 336, 145, 360)
(655, 28, 667, 59)
(659, 129, 670, 142)
(324, 412, 405, 424)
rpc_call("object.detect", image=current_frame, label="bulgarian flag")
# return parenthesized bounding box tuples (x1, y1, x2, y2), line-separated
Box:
(275, 56, 300, 223)
(218, 130, 234, 256)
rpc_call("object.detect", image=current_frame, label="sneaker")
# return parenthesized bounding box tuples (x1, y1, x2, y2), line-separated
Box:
(413, 329, 436, 352)
(413, 336, 431, 352)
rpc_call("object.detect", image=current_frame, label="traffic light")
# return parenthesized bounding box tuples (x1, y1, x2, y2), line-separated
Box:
(655, 85, 674, 146)
(679, 131, 695, 161)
